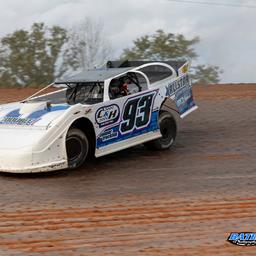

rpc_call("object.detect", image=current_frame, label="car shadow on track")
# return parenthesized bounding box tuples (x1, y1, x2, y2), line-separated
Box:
(0, 126, 204, 180)
(0, 128, 203, 180)
(0, 144, 166, 179)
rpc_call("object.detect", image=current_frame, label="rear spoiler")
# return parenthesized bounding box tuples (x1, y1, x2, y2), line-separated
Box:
(106, 60, 189, 74)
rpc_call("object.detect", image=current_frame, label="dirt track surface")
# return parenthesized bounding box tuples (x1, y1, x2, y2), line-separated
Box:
(0, 84, 256, 255)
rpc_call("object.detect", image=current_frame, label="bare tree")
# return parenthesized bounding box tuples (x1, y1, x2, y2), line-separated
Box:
(61, 18, 112, 74)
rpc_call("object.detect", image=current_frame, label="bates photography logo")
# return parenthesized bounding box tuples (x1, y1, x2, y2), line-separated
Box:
(228, 233, 256, 246)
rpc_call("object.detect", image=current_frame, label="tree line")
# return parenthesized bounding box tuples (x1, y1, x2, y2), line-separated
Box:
(0, 20, 222, 87)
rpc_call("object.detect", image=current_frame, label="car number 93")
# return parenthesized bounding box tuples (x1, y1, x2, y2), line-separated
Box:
(120, 92, 156, 134)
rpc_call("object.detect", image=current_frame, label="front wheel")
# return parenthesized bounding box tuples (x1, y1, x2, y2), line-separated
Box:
(66, 128, 89, 169)
(144, 111, 177, 150)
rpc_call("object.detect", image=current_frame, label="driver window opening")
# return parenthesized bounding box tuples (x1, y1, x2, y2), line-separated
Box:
(109, 72, 148, 99)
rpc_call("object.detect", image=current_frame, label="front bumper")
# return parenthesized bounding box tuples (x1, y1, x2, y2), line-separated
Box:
(0, 148, 68, 173)
(0, 161, 68, 173)
(0, 143, 68, 173)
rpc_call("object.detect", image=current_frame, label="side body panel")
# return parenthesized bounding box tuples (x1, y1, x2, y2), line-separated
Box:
(85, 73, 197, 158)
(91, 89, 162, 157)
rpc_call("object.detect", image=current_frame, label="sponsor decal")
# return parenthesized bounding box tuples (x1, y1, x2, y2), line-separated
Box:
(165, 74, 191, 97)
(0, 105, 70, 126)
(174, 85, 196, 115)
(228, 233, 256, 246)
(99, 128, 119, 142)
(96, 104, 120, 128)
(165, 74, 196, 116)
(0, 116, 39, 126)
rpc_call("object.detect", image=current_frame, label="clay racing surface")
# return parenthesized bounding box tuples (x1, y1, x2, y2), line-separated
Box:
(0, 84, 255, 255)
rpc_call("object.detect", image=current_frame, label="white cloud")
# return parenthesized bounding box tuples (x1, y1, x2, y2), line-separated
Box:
(0, 0, 255, 82)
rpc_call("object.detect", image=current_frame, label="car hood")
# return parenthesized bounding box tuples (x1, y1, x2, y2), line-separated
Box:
(0, 127, 48, 150)
(0, 101, 70, 128)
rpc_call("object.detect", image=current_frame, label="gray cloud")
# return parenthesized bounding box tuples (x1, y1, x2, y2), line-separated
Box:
(0, 0, 255, 82)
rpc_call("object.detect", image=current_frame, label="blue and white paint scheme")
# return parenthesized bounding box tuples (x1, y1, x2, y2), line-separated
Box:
(0, 102, 70, 127)
(0, 60, 197, 173)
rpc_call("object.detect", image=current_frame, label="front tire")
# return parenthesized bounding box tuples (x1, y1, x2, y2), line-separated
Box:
(66, 128, 89, 169)
(144, 111, 177, 150)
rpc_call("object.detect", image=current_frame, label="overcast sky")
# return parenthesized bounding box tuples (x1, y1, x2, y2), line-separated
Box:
(0, 0, 255, 83)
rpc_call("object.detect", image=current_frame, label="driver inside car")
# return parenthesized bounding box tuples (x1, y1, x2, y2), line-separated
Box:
(109, 77, 131, 99)
(120, 77, 130, 96)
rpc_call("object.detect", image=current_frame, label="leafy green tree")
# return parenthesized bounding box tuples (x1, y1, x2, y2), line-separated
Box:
(122, 29, 199, 60)
(121, 30, 222, 84)
(191, 65, 223, 84)
(0, 23, 67, 87)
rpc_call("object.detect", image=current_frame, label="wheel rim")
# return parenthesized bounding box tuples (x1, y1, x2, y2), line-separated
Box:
(66, 136, 83, 162)
(160, 118, 174, 145)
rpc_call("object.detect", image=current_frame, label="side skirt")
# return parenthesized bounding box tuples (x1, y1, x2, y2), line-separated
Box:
(95, 131, 162, 158)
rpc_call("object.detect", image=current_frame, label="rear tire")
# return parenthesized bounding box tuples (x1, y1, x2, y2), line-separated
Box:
(144, 111, 177, 150)
(66, 128, 89, 169)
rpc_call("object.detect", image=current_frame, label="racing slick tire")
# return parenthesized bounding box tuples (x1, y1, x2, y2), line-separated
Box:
(144, 111, 177, 150)
(66, 128, 89, 169)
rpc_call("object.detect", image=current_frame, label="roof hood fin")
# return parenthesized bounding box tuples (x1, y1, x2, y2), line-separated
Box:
(19, 101, 50, 115)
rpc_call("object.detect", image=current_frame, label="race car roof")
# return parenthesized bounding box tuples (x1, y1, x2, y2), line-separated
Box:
(106, 60, 187, 71)
(55, 67, 133, 84)
(55, 60, 188, 84)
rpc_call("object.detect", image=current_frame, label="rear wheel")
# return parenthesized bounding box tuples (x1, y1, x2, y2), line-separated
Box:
(144, 111, 176, 150)
(66, 128, 89, 169)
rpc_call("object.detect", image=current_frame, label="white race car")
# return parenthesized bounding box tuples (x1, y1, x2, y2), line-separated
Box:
(0, 60, 198, 173)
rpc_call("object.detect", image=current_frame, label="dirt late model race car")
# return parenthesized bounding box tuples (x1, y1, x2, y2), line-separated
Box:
(0, 60, 198, 173)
